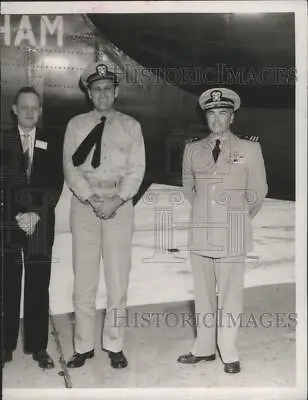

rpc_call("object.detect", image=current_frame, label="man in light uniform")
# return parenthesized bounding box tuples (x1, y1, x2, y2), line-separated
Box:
(63, 62, 145, 369)
(178, 88, 268, 373)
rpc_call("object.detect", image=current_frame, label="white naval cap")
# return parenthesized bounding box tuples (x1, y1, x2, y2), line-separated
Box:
(199, 87, 241, 111)
(81, 62, 119, 88)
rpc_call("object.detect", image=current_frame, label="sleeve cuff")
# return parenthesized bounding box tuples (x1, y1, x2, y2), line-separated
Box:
(117, 191, 129, 202)
(75, 184, 94, 202)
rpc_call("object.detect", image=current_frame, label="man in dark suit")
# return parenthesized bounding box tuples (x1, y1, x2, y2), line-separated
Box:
(1, 86, 64, 369)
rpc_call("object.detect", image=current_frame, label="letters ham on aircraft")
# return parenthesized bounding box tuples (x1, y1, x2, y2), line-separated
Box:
(0, 15, 64, 47)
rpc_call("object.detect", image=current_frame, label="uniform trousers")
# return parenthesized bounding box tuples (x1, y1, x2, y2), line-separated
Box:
(190, 252, 245, 363)
(70, 195, 134, 354)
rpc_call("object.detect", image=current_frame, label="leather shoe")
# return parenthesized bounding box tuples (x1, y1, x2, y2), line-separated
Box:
(224, 361, 241, 374)
(108, 351, 128, 369)
(32, 350, 55, 369)
(177, 352, 216, 364)
(67, 349, 94, 368)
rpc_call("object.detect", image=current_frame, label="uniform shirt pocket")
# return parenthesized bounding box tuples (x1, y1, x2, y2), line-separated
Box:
(109, 139, 130, 169)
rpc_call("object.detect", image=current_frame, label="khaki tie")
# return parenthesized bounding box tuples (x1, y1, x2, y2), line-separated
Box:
(21, 134, 32, 177)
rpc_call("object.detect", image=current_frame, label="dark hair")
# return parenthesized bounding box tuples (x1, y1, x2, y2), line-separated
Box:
(13, 86, 41, 105)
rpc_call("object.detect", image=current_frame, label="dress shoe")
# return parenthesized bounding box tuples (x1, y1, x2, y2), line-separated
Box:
(224, 361, 241, 374)
(108, 351, 128, 369)
(177, 352, 216, 364)
(2, 349, 13, 367)
(67, 349, 94, 368)
(32, 350, 55, 369)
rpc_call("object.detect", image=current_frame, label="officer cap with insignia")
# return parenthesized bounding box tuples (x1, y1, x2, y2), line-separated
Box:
(81, 62, 119, 88)
(199, 87, 241, 112)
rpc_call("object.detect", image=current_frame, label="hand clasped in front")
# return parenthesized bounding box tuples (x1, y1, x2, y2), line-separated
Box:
(88, 194, 123, 219)
(16, 212, 40, 235)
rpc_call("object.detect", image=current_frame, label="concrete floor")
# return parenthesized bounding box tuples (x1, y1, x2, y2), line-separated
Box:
(2, 186, 303, 399)
(3, 283, 296, 393)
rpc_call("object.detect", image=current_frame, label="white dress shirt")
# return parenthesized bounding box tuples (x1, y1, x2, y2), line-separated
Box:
(18, 125, 36, 163)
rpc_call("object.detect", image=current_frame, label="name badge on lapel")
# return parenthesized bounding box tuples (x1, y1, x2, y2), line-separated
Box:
(35, 139, 48, 150)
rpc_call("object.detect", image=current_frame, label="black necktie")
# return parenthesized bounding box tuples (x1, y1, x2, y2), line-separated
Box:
(72, 116, 106, 168)
(212, 139, 221, 163)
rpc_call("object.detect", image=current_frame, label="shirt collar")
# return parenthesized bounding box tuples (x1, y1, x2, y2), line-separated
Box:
(18, 125, 36, 138)
(208, 131, 232, 146)
(92, 108, 116, 123)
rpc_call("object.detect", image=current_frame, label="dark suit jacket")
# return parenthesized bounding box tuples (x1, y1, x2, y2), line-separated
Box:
(1, 126, 64, 257)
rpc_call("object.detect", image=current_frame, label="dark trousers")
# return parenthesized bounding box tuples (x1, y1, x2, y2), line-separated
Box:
(3, 227, 53, 353)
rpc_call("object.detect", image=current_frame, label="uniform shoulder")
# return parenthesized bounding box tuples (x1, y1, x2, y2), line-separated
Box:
(67, 112, 91, 126)
(236, 134, 261, 143)
(184, 136, 202, 146)
(115, 111, 140, 126)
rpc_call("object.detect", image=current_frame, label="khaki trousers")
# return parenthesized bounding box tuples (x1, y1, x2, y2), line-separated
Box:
(190, 252, 245, 363)
(70, 195, 134, 353)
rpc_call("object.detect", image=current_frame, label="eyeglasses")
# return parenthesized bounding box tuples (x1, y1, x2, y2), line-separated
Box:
(90, 87, 114, 94)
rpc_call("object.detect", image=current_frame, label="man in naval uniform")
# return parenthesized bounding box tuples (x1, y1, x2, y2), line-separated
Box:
(178, 88, 268, 373)
(63, 62, 145, 369)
